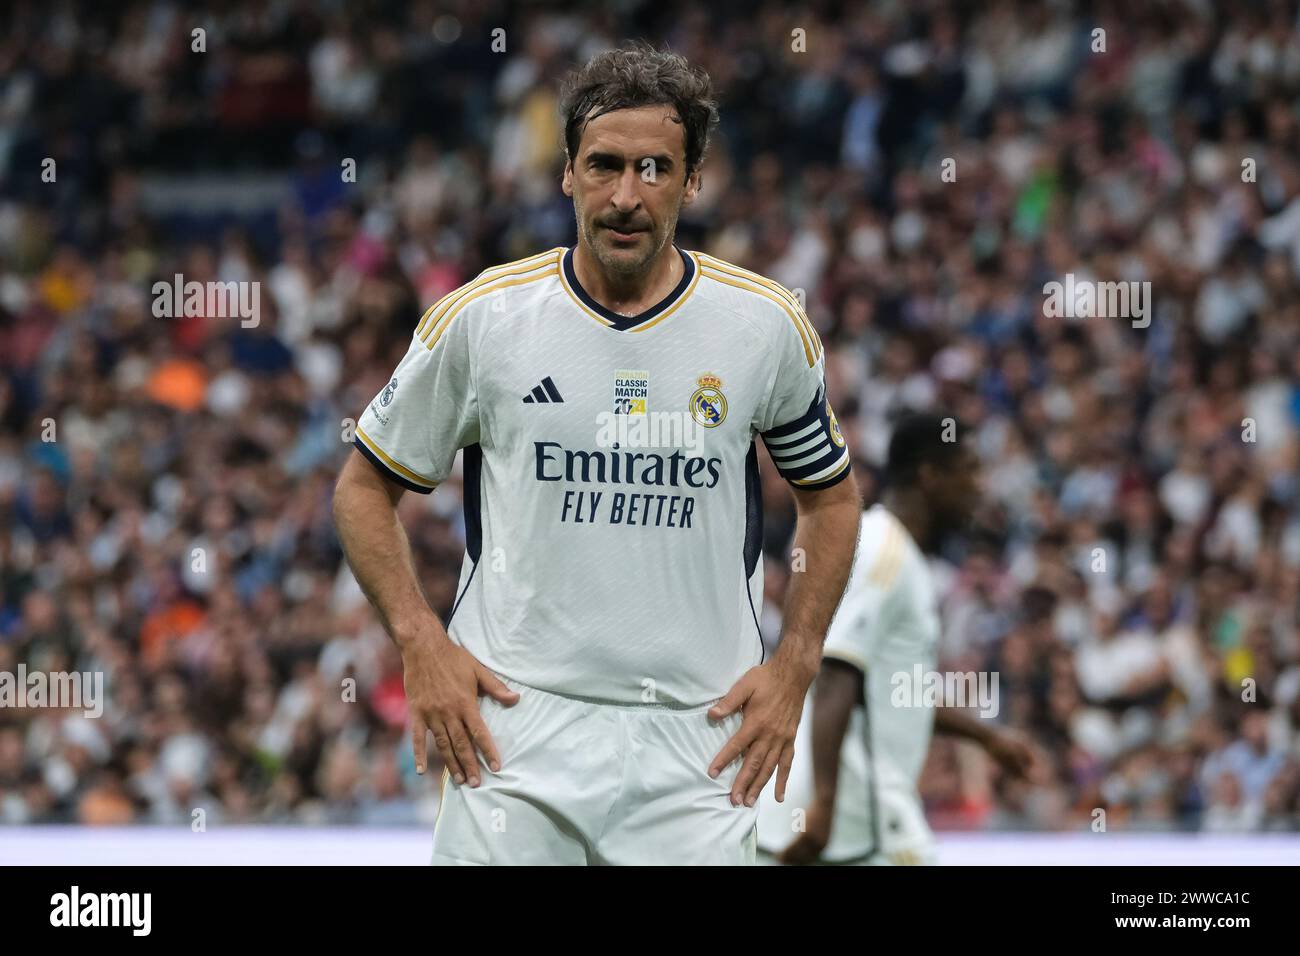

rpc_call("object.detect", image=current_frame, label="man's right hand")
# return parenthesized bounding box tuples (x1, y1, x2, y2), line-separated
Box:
(402, 633, 519, 786)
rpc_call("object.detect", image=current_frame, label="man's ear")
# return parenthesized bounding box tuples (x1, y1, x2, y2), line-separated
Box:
(915, 460, 936, 495)
(683, 167, 702, 206)
(561, 158, 574, 197)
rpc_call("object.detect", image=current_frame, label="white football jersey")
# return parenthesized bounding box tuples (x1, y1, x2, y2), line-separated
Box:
(757, 503, 940, 862)
(354, 246, 850, 705)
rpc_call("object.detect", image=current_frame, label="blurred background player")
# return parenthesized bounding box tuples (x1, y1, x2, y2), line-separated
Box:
(757, 413, 1041, 864)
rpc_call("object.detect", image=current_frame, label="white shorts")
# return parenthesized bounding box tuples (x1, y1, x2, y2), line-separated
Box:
(431, 677, 758, 865)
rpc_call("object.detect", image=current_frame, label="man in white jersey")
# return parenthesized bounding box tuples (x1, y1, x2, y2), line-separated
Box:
(332, 45, 860, 864)
(757, 415, 1036, 864)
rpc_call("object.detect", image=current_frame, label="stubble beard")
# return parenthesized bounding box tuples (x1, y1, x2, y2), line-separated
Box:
(577, 197, 680, 282)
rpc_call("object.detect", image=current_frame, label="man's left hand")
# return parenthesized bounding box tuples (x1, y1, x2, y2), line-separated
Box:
(707, 654, 817, 807)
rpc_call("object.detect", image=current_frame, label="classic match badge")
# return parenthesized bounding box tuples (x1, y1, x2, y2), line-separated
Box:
(827, 398, 845, 446)
(614, 369, 649, 415)
(689, 372, 727, 427)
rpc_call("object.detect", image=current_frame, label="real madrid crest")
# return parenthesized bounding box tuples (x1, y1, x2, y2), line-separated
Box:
(380, 378, 398, 407)
(689, 373, 727, 427)
(827, 398, 845, 446)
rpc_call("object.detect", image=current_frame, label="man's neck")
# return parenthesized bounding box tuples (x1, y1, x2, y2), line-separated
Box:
(881, 489, 933, 555)
(572, 241, 682, 317)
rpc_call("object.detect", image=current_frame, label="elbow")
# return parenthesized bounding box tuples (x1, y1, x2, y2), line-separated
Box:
(332, 454, 360, 532)
(830, 470, 862, 517)
(836, 469, 860, 508)
(331, 471, 349, 534)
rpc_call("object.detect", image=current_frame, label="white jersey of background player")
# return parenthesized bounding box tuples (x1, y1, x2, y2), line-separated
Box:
(756, 415, 1035, 865)
(757, 503, 939, 863)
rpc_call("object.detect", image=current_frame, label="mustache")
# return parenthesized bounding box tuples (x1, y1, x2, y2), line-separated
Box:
(599, 219, 651, 232)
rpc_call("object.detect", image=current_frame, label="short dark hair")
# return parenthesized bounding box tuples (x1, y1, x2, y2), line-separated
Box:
(885, 413, 969, 486)
(559, 43, 719, 176)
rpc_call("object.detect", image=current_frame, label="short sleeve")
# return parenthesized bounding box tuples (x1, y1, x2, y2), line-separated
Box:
(822, 579, 887, 675)
(353, 302, 479, 493)
(755, 308, 851, 490)
(822, 517, 901, 672)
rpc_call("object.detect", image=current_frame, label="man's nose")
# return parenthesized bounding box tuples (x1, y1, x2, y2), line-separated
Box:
(610, 167, 642, 212)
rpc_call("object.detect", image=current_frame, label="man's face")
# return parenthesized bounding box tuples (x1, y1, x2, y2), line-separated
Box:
(922, 445, 982, 534)
(562, 105, 700, 278)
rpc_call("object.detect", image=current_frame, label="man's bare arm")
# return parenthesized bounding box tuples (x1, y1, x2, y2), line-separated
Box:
(333, 450, 434, 642)
(809, 660, 860, 806)
(934, 705, 1040, 779)
(777, 657, 860, 864)
(708, 472, 860, 807)
(773, 476, 862, 678)
(333, 450, 517, 784)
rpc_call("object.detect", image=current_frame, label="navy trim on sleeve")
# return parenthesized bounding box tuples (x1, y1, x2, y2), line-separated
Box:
(353, 436, 435, 494)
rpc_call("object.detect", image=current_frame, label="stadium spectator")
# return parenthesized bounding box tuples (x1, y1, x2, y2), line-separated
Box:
(0, 0, 1297, 833)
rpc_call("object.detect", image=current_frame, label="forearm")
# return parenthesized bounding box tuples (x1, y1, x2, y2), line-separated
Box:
(333, 451, 443, 649)
(933, 704, 995, 747)
(773, 475, 860, 677)
(810, 662, 859, 806)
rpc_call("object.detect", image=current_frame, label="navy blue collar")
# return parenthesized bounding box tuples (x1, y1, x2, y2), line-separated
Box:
(562, 245, 695, 331)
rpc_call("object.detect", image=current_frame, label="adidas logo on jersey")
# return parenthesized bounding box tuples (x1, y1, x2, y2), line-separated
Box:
(522, 376, 564, 404)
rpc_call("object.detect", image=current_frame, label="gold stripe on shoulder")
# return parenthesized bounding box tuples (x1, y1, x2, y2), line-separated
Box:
(881, 522, 907, 585)
(697, 253, 821, 352)
(867, 521, 903, 587)
(414, 291, 454, 338)
(418, 250, 561, 343)
(424, 264, 559, 350)
(420, 257, 559, 348)
(696, 253, 822, 360)
(702, 267, 811, 369)
(477, 247, 566, 283)
(416, 249, 561, 339)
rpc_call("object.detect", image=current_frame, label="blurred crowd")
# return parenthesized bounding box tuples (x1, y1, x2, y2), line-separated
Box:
(1, 0, 1299, 836)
